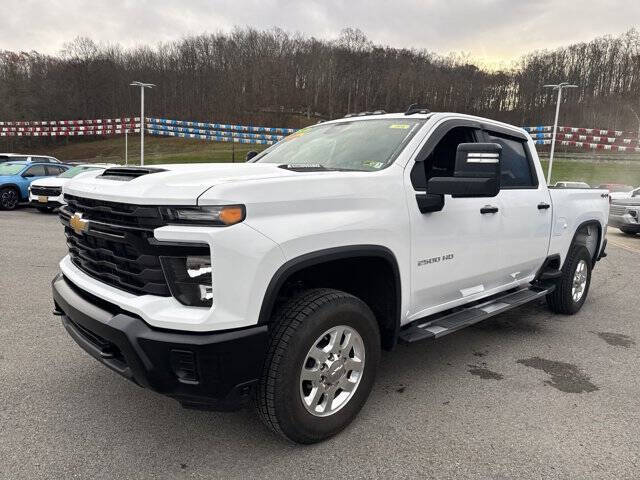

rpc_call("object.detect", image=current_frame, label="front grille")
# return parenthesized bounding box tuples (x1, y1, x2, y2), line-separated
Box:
(31, 185, 62, 196)
(609, 205, 627, 216)
(60, 195, 209, 297)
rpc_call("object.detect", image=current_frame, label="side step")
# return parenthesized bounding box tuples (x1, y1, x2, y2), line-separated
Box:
(398, 285, 554, 344)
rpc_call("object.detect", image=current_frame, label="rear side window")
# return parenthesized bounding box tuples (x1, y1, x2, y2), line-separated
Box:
(45, 165, 60, 175)
(33, 156, 53, 163)
(486, 132, 536, 188)
(24, 165, 47, 177)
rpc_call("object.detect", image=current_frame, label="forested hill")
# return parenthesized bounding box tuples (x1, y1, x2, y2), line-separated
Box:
(1, 27, 639, 130)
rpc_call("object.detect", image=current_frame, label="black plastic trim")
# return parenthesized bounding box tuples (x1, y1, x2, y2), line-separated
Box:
(257, 245, 402, 344)
(567, 220, 604, 267)
(52, 273, 269, 411)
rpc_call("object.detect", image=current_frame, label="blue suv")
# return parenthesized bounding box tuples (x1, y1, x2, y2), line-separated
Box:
(0, 161, 69, 210)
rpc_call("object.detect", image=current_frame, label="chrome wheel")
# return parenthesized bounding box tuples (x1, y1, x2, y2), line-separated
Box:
(299, 325, 365, 417)
(572, 259, 588, 302)
(1, 188, 18, 209)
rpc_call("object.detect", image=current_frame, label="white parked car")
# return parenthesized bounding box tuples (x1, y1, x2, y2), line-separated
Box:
(51, 110, 609, 443)
(609, 186, 640, 202)
(29, 164, 115, 212)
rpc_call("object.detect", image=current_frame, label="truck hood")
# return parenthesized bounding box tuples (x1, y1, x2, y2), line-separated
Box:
(63, 163, 307, 205)
(611, 198, 640, 207)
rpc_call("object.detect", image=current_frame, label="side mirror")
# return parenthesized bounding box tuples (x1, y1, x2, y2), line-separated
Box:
(245, 151, 259, 162)
(22, 172, 34, 178)
(427, 143, 502, 197)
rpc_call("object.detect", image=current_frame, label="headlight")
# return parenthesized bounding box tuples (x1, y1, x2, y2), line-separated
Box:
(160, 205, 245, 226)
(160, 255, 213, 307)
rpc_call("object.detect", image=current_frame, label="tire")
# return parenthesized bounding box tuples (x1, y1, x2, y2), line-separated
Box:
(256, 288, 381, 444)
(546, 245, 592, 315)
(619, 228, 638, 236)
(0, 187, 20, 210)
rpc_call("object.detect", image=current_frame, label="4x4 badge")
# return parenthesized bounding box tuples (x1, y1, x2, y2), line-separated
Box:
(70, 212, 89, 235)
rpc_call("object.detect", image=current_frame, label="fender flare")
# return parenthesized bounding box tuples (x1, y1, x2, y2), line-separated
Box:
(257, 245, 402, 345)
(566, 219, 604, 267)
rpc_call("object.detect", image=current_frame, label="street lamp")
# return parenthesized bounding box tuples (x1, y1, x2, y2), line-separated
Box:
(130, 81, 155, 165)
(543, 82, 578, 184)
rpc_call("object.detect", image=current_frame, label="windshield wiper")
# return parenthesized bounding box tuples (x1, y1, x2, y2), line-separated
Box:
(278, 164, 364, 172)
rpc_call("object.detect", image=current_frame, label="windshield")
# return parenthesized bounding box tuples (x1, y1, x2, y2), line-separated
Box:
(253, 119, 425, 171)
(0, 164, 24, 175)
(58, 165, 102, 178)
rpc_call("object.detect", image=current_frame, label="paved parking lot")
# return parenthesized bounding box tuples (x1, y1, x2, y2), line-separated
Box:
(1, 207, 639, 479)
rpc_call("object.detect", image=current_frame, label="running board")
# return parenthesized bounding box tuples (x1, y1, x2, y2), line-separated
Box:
(398, 286, 554, 344)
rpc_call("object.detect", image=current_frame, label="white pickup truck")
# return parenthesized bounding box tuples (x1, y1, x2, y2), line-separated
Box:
(52, 110, 609, 444)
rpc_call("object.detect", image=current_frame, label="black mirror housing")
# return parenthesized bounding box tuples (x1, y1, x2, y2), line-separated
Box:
(427, 142, 502, 198)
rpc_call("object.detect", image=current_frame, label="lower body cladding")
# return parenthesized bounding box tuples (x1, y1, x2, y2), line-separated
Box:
(52, 273, 269, 411)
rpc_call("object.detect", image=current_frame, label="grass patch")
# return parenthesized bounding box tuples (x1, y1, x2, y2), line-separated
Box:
(12, 137, 640, 187)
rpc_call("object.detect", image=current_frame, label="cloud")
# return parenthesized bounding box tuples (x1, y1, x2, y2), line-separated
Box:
(2, 0, 638, 65)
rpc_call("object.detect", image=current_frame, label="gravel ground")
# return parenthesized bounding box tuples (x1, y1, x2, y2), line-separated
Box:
(1, 208, 639, 479)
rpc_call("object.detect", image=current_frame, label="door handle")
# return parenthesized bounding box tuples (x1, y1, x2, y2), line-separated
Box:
(537, 202, 551, 210)
(480, 205, 499, 214)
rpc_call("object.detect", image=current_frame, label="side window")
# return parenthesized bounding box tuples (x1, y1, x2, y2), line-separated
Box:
(33, 156, 52, 163)
(45, 165, 64, 175)
(24, 165, 47, 177)
(486, 132, 536, 188)
(411, 126, 480, 190)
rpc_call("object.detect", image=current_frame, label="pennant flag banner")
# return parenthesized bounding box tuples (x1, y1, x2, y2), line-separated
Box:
(148, 117, 297, 135)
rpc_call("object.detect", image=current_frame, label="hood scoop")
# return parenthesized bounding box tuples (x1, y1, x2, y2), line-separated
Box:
(100, 167, 166, 181)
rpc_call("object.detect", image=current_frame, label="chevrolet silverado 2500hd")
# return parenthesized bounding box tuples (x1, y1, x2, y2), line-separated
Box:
(52, 111, 609, 444)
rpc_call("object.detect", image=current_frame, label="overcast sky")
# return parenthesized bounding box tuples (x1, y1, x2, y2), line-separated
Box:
(3, 0, 638, 67)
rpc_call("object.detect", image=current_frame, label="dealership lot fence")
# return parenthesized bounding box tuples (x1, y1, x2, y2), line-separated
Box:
(2, 116, 640, 152)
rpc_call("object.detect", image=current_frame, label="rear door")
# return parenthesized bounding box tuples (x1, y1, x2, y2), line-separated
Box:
(484, 129, 552, 283)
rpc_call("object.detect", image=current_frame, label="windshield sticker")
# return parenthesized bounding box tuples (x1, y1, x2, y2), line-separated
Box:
(389, 124, 410, 129)
(363, 161, 385, 169)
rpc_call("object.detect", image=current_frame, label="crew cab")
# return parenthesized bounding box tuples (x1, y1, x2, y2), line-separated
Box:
(0, 161, 69, 210)
(51, 111, 609, 444)
(29, 164, 114, 212)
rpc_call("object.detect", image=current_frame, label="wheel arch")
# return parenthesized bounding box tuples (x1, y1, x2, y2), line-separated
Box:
(258, 245, 402, 350)
(566, 219, 603, 267)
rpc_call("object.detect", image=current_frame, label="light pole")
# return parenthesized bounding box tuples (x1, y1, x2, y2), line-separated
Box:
(130, 81, 155, 165)
(543, 82, 578, 184)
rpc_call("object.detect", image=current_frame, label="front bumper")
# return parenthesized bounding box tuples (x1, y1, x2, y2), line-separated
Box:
(608, 212, 640, 232)
(52, 273, 269, 411)
(29, 193, 64, 208)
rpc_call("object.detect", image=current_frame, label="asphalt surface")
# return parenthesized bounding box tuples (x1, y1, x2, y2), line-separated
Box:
(1, 207, 639, 479)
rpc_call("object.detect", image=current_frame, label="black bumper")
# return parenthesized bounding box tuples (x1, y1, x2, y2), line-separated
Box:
(52, 273, 269, 411)
(30, 199, 61, 209)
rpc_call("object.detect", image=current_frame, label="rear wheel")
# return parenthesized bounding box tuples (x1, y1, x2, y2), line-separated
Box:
(256, 288, 380, 444)
(0, 187, 19, 210)
(546, 245, 592, 314)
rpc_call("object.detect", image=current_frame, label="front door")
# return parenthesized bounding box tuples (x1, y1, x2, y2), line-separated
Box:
(406, 123, 508, 320)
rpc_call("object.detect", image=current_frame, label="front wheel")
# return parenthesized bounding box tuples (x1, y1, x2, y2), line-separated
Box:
(256, 288, 380, 444)
(0, 187, 19, 210)
(546, 245, 592, 314)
